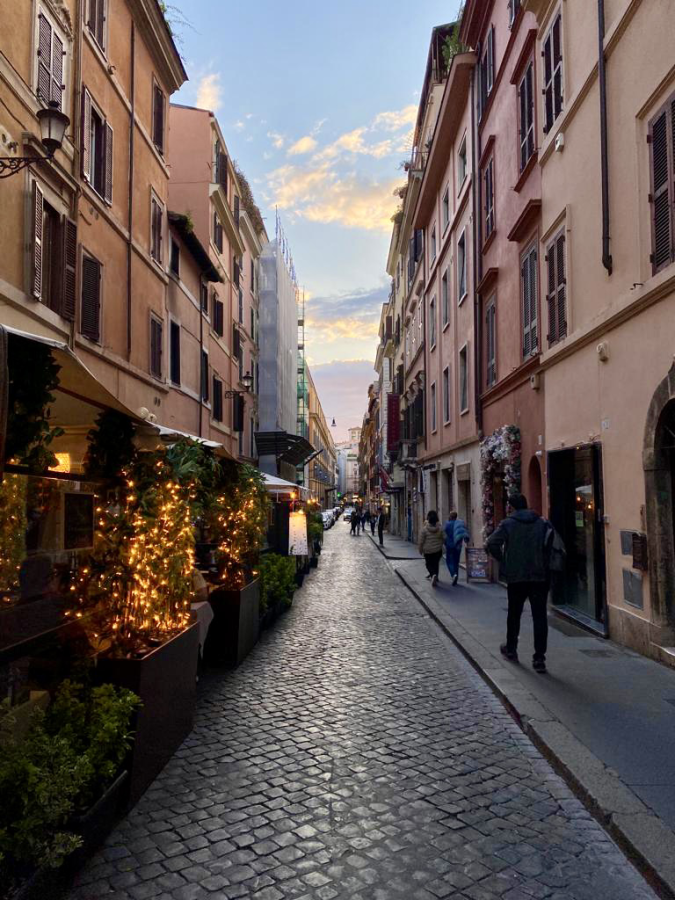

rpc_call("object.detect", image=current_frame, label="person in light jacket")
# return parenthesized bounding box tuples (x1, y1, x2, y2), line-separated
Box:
(444, 511, 470, 586)
(418, 510, 445, 586)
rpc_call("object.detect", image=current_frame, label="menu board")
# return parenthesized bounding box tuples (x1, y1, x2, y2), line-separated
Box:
(466, 547, 491, 582)
(288, 511, 308, 556)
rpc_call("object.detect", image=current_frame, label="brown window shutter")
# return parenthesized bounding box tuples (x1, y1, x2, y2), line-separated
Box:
(234, 195, 240, 227)
(650, 108, 672, 272)
(32, 181, 44, 299)
(546, 241, 556, 344)
(233, 394, 244, 432)
(104, 122, 113, 204)
(233, 325, 240, 360)
(529, 248, 538, 351)
(150, 318, 162, 377)
(51, 32, 63, 109)
(82, 88, 92, 180)
(522, 260, 531, 357)
(37, 14, 52, 104)
(153, 85, 164, 152)
(556, 233, 567, 338)
(62, 218, 77, 321)
(80, 255, 101, 341)
(97, 0, 106, 47)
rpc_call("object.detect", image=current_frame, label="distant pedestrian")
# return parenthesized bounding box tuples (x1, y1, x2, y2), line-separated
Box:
(418, 510, 444, 586)
(361, 510, 367, 533)
(370, 510, 377, 535)
(377, 507, 387, 545)
(350, 511, 358, 535)
(486, 492, 563, 674)
(444, 511, 470, 586)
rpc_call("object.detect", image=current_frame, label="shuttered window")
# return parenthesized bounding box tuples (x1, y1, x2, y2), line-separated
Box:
(170, 238, 179, 276)
(459, 345, 469, 412)
(521, 243, 538, 357)
(484, 158, 495, 240)
(457, 232, 467, 300)
(200, 281, 209, 312)
(232, 325, 240, 361)
(63, 218, 77, 321)
(82, 89, 112, 203)
(31, 181, 77, 320)
(509, 0, 521, 27)
(170, 320, 180, 385)
(234, 195, 240, 228)
(152, 82, 165, 154)
(215, 144, 228, 190)
(149, 317, 162, 378)
(213, 213, 223, 252)
(212, 376, 223, 422)
(519, 62, 535, 171)
(37, 11, 65, 109)
(213, 297, 224, 336)
(151, 196, 163, 262)
(486, 301, 496, 387)
(200, 351, 209, 401)
(86, 0, 106, 51)
(32, 182, 44, 300)
(80, 254, 101, 342)
(543, 12, 563, 134)
(233, 258, 240, 287)
(441, 270, 449, 326)
(546, 231, 567, 345)
(443, 367, 451, 423)
(649, 96, 675, 273)
(238, 287, 243, 324)
(430, 383, 437, 432)
(479, 25, 495, 119)
(429, 298, 436, 348)
(233, 395, 245, 433)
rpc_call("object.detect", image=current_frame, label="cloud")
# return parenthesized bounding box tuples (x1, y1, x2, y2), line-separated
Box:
(288, 135, 318, 155)
(267, 131, 285, 150)
(234, 120, 245, 131)
(309, 359, 378, 441)
(195, 73, 222, 112)
(372, 104, 418, 132)
(305, 285, 388, 344)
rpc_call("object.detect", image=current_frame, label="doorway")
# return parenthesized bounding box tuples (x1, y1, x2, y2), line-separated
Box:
(457, 477, 471, 530)
(548, 444, 607, 632)
(528, 455, 543, 515)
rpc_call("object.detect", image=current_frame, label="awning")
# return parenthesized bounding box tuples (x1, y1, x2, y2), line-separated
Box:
(154, 423, 235, 459)
(254, 430, 315, 467)
(262, 473, 311, 501)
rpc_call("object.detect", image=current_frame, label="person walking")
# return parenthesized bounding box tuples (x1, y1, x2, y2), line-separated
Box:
(444, 511, 470, 586)
(418, 510, 444, 586)
(350, 509, 358, 536)
(364, 509, 372, 533)
(377, 507, 387, 545)
(370, 509, 377, 535)
(361, 510, 367, 534)
(486, 492, 560, 674)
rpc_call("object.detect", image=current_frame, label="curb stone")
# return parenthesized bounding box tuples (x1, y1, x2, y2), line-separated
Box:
(368, 533, 675, 900)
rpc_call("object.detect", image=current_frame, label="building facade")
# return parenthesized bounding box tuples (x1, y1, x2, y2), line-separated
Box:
(306, 366, 337, 509)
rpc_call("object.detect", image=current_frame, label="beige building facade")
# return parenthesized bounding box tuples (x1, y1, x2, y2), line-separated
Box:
(306, 365, 337, 509)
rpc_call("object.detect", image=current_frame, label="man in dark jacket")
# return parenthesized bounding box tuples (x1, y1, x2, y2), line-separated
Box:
(486, 492, 554, 673)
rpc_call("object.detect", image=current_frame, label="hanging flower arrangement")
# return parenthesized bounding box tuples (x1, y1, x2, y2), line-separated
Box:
(480, 424, 522, 538)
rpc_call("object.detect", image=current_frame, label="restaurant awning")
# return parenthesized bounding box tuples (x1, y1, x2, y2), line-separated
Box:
(254, 430, 315, 467)
(262, 473, 311, 501)
(154, 423, 235, 459)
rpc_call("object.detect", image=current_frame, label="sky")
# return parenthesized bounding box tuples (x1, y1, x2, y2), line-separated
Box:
(169, 0, 462, 440)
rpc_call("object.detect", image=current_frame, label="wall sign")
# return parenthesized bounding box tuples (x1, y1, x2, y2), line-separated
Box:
(466, 547, 490, 582)
(288, 510, 308, 556)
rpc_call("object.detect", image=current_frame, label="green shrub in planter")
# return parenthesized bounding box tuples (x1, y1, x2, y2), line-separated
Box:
(0, 680, 140, 890)
(259, 553, 296, 612)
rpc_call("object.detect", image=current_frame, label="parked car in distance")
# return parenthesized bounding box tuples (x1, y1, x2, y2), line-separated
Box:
(321, 511, 334, 529)
(344, 507, 355, 521)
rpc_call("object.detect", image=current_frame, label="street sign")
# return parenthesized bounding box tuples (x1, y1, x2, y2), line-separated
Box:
(466, 547, 491, 582)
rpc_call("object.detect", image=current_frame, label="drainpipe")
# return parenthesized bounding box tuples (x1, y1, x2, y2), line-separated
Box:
(471, 63, 483, 434)
(598, 0, 612, 275)
(126, 22, 135, 358)
(198, 295, 203, 438)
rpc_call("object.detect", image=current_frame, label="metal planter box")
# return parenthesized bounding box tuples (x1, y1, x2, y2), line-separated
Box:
(203, 577, 260, 667)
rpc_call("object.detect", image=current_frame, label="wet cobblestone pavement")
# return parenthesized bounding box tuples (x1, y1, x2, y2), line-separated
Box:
(69, 526, 657, 899)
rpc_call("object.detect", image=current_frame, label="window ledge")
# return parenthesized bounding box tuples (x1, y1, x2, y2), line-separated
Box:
(482, 229, 497, 255)
(460, 407, 470, 416)
(513, 152, 539, 193)
(458, 292, 468, 307)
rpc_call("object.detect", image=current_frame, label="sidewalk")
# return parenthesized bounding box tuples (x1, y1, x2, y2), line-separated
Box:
(369, 530, 675, 897)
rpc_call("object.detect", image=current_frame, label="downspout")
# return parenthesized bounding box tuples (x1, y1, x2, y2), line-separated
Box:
(598, 0, 612, 275)
(471, 62, 483, 435)
(126, 22, 135, 358)
(198, 293, 203, 438)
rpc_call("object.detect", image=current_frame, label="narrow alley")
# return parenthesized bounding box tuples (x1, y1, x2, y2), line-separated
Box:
(70, 525, 656, 900)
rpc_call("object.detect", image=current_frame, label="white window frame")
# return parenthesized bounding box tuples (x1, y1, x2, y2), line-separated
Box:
(431, 225, 437, 263)
(443, 366, 451, 424)
(543, 9, 564, 134)
(150, 190, 164, 265)
(431, 382, 437, 433)
(442, 187, 450, 232)
(459, 343, 469, 414)
(429, 296, 437, 349)
(441, 268, 449, 328)
(34, 6, 70, 116)
(458, 135, 467, 190)
(457, 230, 467, 304)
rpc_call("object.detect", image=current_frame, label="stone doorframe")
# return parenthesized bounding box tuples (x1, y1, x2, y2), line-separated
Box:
(643, 365, 675, 641)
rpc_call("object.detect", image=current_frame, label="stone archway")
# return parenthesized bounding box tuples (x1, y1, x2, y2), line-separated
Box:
(643, 367, 675, 639)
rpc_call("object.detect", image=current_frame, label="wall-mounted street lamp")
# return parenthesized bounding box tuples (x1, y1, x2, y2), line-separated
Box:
(0, 102, 70, 179)
(224, 371, 253, 398)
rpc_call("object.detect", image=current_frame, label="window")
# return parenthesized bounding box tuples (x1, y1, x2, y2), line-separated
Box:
(459, 345, 469, 412)
(200, 350, 209, 401)
(483, 158, 495, 241)
(521, 243, 538, 357)
(150, 317, 162, 378)
(212, 296, 224, 336)
(479, 26, 495, 118)
(517, 64, 535, 172)
(233, 257, 241, 287)
(86, 0, 106, 51)
(82, 90, 112, 202)
(169, 320, 181, 384)
(649, 97, 675, 273)
(232, 325, 241, 361)
(233, 394, 245, 432)
(441, 269, 449, 326)
(396, 260, 400, 289)
(212, 376, 223, 422)
(509, 0, 521, 27)
(169, 238, 179, 276)
(442, 188, 450, 231)
(234, 195, 240, 228)
(150, 195, 163, 262)
(251, 307, 255, 339)
(458, 137, 467, 187)
(546, 231, 567, 345)
(457, 231, 467, 301)
(429, 297, 436, 349)
(486, 300, 496, 387)
(200, 281, 208, 312)
(238, 287, 243, 324)
(431, 382, 437, 432)
(213, 212, 223, 253)
(152, 81, 165, 154)
(543, 12, 563, 134)
(250, 418, 255, 458)
(80, 253, 101, 342)
(250, 258, 255, 289)
(37, 9, 66, 109)
(431, 226, 437, 262)
(443, 367, 450, 423)
(418, 299, 424, 348)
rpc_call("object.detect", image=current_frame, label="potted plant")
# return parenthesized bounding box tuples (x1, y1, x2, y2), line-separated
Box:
(259, 553, 296, 628)
(0, 679, 139, 898)
(203, 463, 269, 666)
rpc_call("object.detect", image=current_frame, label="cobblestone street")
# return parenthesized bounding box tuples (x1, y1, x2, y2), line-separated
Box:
(70, 526, 657, 900)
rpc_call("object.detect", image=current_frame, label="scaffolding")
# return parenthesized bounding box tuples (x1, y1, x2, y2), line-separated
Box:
(296, 290, 309, 485)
